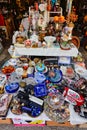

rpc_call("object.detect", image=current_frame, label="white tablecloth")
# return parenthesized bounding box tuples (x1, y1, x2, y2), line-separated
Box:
(13, 45, 78, 57)
(7, 110, 50, 121)
(69, 105, 87, 125)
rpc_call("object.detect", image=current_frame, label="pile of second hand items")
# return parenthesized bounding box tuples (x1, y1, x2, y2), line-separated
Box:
(0, 0, 87, 124)
(0, 53, 87, 122)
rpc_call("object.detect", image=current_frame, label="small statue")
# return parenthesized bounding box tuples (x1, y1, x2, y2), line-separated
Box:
(38, 14, 46, 30)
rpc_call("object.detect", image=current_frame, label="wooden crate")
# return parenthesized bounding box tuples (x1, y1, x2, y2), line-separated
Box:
(0, 118, 12, 124)
(46, 121, 75, 127)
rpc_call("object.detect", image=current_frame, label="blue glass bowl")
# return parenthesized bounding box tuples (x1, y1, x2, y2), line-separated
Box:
(5, 82, 19, 94)
(34, 72, 46, 84)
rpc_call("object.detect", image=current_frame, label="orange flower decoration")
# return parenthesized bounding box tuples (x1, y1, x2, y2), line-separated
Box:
(84, 15, 87, 22)
(58, 16, 65, 23)
(53, 16, 59, 22)
(69, 13, 78, 22)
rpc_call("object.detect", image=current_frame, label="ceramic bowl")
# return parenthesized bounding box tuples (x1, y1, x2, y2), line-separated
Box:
(5, 82, 19, 93)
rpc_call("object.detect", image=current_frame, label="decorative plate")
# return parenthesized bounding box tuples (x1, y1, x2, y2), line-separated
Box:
(34, 72, 46, 84)
(72, 36, 80, 49)
(44, 101, 70, 123)
(0, 94, 13, 117)
(46, 93, 64, 109)
(47, 69, 62, 83)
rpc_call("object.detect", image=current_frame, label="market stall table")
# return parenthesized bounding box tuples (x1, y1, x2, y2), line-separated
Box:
(0, 53, 87, 126)
(0, 0, 87, 127)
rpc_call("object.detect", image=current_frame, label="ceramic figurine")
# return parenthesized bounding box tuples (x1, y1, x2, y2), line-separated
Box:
(38, 14, 46, 30)
(10, 98, 22, 115)
(36, 62, 45, 72)
(24, 39, 32, 47)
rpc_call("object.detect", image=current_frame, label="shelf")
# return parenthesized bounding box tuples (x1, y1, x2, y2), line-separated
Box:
(13, 44, 78, 57)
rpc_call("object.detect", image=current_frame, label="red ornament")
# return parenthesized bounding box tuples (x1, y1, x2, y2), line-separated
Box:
(63, 87, 84, 106)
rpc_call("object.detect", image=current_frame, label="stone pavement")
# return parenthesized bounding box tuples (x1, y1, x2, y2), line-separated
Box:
(0, 124, 87, 130)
